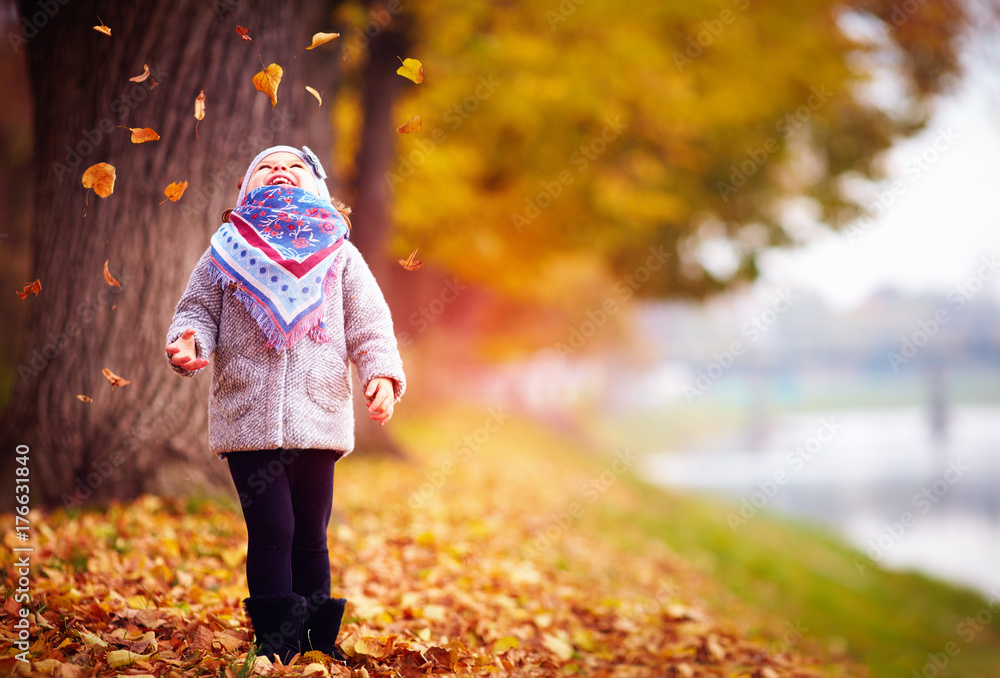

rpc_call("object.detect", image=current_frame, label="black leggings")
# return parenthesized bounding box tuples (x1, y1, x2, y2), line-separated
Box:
(225, 448, 338, 600)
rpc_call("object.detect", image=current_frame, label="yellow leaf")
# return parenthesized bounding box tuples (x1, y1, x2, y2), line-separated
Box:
(76, 395, 92, 403)
(119, 126, 160, 143)
(395, 115, 421, 134)
(305, 32, 339, 51)
(82, 163, 116, 198)
(106, 649, 150, 668)
(302, 663, 330, 677)
(542, 633, 574, 661)
(93, 17, 111, 37)
(126, 595, 151, 609)
(253, 63, 283, 108)
(220, 548, 245, 568)
(396, 57, 424, 83)
(353, 636, 388, 659)
(493, 636, 519, 652)
(194, 90, 206, 138)
(103, 260, 121, 288)
(78, 630, 108, 647)
(305, 86, 323, 107)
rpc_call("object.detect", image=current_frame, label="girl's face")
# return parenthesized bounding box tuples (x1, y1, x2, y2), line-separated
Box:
(244, 152, 318, 195)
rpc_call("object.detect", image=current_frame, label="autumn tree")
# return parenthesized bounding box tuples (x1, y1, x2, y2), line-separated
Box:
(1, 0, 342, 507)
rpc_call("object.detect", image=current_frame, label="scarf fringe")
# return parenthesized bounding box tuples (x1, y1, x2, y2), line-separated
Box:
(208, 252, 341, 352)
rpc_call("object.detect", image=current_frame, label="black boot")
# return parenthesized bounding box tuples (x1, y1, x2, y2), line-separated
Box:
(301, 597, 347, 659)
(243, 594, 307, 664)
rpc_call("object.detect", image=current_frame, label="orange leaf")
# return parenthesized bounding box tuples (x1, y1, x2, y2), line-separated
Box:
(159, 181, 189, 205)
(77, 395, 93, 403)
(93, 17, 111, 37)
(129, 64, 151, 83)
(305, 86, 323, 107)
(102, 368, 131, 389)
(396, 57, 424, 84)
(194, 90, 206, 138)
(235, 25, 253, 41)
(395, 115, 421, 134)
(15, 279, 41, 300)
(252, 62, 283, 108)
(103, 260, 121, 288)
(398, 248, 423, 271)
(82, 163, 116, 198)
(119, 126, 160, 143)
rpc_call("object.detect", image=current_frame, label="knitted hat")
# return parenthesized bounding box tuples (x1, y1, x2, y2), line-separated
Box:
(237, 145, 331, 205)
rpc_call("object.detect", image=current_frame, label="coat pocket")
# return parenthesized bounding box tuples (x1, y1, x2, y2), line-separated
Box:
(306, 359, 352, 413)
(211, 355, 263, 420)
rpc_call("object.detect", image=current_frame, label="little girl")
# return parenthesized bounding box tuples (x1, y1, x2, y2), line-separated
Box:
(165, 145, 405, 663)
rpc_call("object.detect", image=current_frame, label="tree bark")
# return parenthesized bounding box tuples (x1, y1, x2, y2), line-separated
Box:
(1, 0, 337, 508)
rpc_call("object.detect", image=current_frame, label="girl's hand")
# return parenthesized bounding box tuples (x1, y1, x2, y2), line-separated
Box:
(166, 327, 210, 371)
(365, 377, 395, 426)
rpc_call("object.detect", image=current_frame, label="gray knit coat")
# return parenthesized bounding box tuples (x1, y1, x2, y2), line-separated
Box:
(165, 241, 405, 457)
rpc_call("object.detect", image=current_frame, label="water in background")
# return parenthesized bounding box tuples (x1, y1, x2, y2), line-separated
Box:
(641, 403, 1000, 597)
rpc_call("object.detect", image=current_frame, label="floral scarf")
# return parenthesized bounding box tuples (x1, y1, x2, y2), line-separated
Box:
(208, 185, 350, 351)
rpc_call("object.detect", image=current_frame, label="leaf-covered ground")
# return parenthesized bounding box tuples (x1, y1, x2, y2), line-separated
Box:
(0, 412, 855, 677)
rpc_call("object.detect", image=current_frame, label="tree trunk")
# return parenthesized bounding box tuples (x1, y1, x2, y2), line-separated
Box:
(1, 0, 337, 508)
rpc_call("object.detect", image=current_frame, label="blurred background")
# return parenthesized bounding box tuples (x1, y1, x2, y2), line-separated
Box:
(1, 0, 998, 603)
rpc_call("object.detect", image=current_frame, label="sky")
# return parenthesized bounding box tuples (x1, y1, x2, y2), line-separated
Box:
(757, 41, 1000, 312)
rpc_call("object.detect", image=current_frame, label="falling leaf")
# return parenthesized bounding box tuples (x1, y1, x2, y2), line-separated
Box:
(81, 162, 116, 207)
(93, 17, 111, 37)
(76, 395, 93, 403)
(194, 90, 206, 138)
(395, 115, 422, 134)
(252, 62, 283, 108)
(16, 279, 42, 300)
(295, 32, 340, 57)
(129, 64, 151, 83)
(398, 248, 423, 271)
(159, 181, 189, 205)
(235, 25, 253, 41)
(396, 57, 424, 84)
(305, 86, 323, 107)
(119, 126, 160, 144)
(102, 368, 131, 389)
(103, 260, 121, 288)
